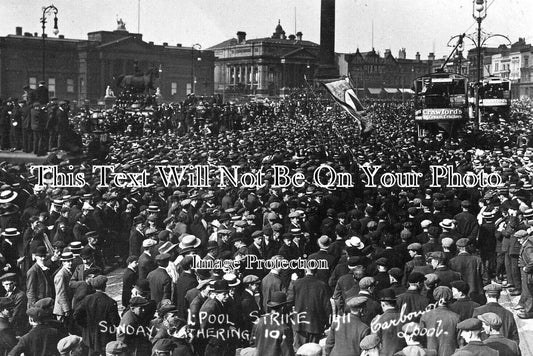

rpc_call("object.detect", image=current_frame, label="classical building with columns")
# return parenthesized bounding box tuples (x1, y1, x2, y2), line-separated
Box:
(209, 21, 320, 97)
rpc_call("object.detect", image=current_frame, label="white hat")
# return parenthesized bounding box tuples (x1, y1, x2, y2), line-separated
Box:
(345, 236, 364, 249)
(82, 202, 94, 211)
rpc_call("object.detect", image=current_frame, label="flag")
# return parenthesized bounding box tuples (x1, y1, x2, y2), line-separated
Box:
(323, 78, 372, 135)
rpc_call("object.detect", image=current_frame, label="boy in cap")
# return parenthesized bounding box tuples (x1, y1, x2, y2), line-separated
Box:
(105, 341, 128, 356)
(359, 334, 381, 356)
(450, 280, 480, 322)
(395, 322, 437, 356)
(449, 238, 489, 301)
(118, 296, 153, 355)
(397, 272, 428, 322)
(456, 318, 498, 356)
(296, 343, 322, 356)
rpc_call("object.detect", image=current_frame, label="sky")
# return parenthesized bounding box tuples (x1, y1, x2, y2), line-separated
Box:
(0, 0, 531, 59)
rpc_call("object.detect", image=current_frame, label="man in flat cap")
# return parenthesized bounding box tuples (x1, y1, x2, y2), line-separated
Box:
(473, 284, 519, 343)
(456, 318, 498, 356)
(325, 296, 369, 356)
(356, 276, 382, 326)
(0, 297, 17, 355)
(420, 286, 460, 356)
(449, 238, 489, 303)
(129, 216, 145, 257)
(430, 251, 461, 287)
(403, 242, 426, 285)
(296, 343, 322, 356)
(478, 312, 520, 356)
(241, 275, 261, 335)
(0, 273, 28, 336)
(9, 307, 63, 356)
(261, 255, 285, 312)
(74, 275, 120, 355)
(147, 253, 172, 304)
(56, 335, 83, 356)
(122, 256, 138, 309)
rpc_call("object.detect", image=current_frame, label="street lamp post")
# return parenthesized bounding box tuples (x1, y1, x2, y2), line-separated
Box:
(191, 43, 202, 94)
(41, 5, 59, 82)
(473, 0, 487, 127)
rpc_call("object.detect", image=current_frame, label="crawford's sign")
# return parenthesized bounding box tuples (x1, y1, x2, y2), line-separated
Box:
(417, 108, 463, 121)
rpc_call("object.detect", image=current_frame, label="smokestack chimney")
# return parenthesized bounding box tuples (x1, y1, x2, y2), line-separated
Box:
(415, 52, 420, 61)
(288, 34, 296, 41)
(296, 31, 303, 41)
(163, 42, 168, 46)
(398, 48, 406, 59)
(58, 35, 64, 39)
(384, 49, 391, 57)
(428, 52, 435, 61)
(15, 27, 22, 36)
(237, 31, 246, 44)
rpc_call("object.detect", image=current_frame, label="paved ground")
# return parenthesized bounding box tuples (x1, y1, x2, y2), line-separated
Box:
(0, 151, 48, 164)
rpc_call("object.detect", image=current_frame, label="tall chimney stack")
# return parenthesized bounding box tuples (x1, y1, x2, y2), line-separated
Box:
(237, 31, 246, 44)
(15, 27, 22, 36)
(315, 0, 338, 78)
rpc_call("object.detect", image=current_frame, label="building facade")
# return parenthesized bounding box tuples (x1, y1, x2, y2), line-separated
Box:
(343, 48, 434, 99)
(209, 22, 320, 97)
(0, 25, 215, 104)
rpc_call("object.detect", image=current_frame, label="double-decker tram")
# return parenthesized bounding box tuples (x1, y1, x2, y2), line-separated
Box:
(476, 76, 511, 121)
(413, 72, 469, 138)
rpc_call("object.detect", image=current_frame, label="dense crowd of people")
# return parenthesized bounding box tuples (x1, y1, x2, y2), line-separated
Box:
(0, 82, 531, 355)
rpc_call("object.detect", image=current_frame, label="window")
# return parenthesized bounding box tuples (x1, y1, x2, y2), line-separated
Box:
(48, 78, 56, 97)
(171, 82, 177, 95)
(494, 63, 499, 72)
(29, 77, 37, 90)
(525, 56, 529, 68)
(67, 79, 74, 93)
(186, 83, 192, 95)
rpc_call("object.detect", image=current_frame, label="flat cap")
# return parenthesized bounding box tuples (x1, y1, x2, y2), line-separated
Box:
(457, 318, 483, 331)
(57, 335, 82, 354)
(375, 257, 389, 267)
(360, 334, 381, 350)
(407, 243, 422, 251)
(34, 297, 54, 310)
(359, 277, 376, 289)
(26, 307, 45, 321)
(89, 275, 108, 290)
(450, 280, 469, 295)
(441, 237, 454, 248)
(408, 272, 426, 284)
(105, 341, 128, 354)
(243, 275, 260, 285)
(271, 223, 283, 231)
(477, 312, 502, 328)
(0, 272, 17, 282)
(388, 268, 403, 281)
(346, 296, 368, 308)
(484, 284, 502, 293)
(456, 238, 470, 247)
(129, 296, 150, 307)
(429, 251, 446, 260)
(514, 230, 528, 238)
(433, 286, 453, 301)
(420, 220, 432, 228)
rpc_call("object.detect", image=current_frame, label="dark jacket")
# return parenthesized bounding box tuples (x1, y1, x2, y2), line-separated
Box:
(372, 308, 407, 356)
(26, 263, 54, 308)
(7, 324, 62, 356)
(174, 271, 198, 319)
(288, 274, 331, 334)
(138, 252, 157, 280)
(122, 267, 138, 308)
(73, 291, 120, 354)
(253, 313, 295, 356)
(325, 313, 369, 356)
(30, 107, 46, 131)
(449, 297, 480, 321)
(473, 302, 519, 344)
(147, 267, 172, 304)
(449, 252, 488, 296)
(458, 340, 499, 356)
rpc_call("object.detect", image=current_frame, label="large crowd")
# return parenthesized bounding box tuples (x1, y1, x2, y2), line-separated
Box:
(0, 82, 531, 356)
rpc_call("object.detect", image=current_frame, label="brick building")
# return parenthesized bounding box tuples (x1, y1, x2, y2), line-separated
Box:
(0, 24, 215, 104)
